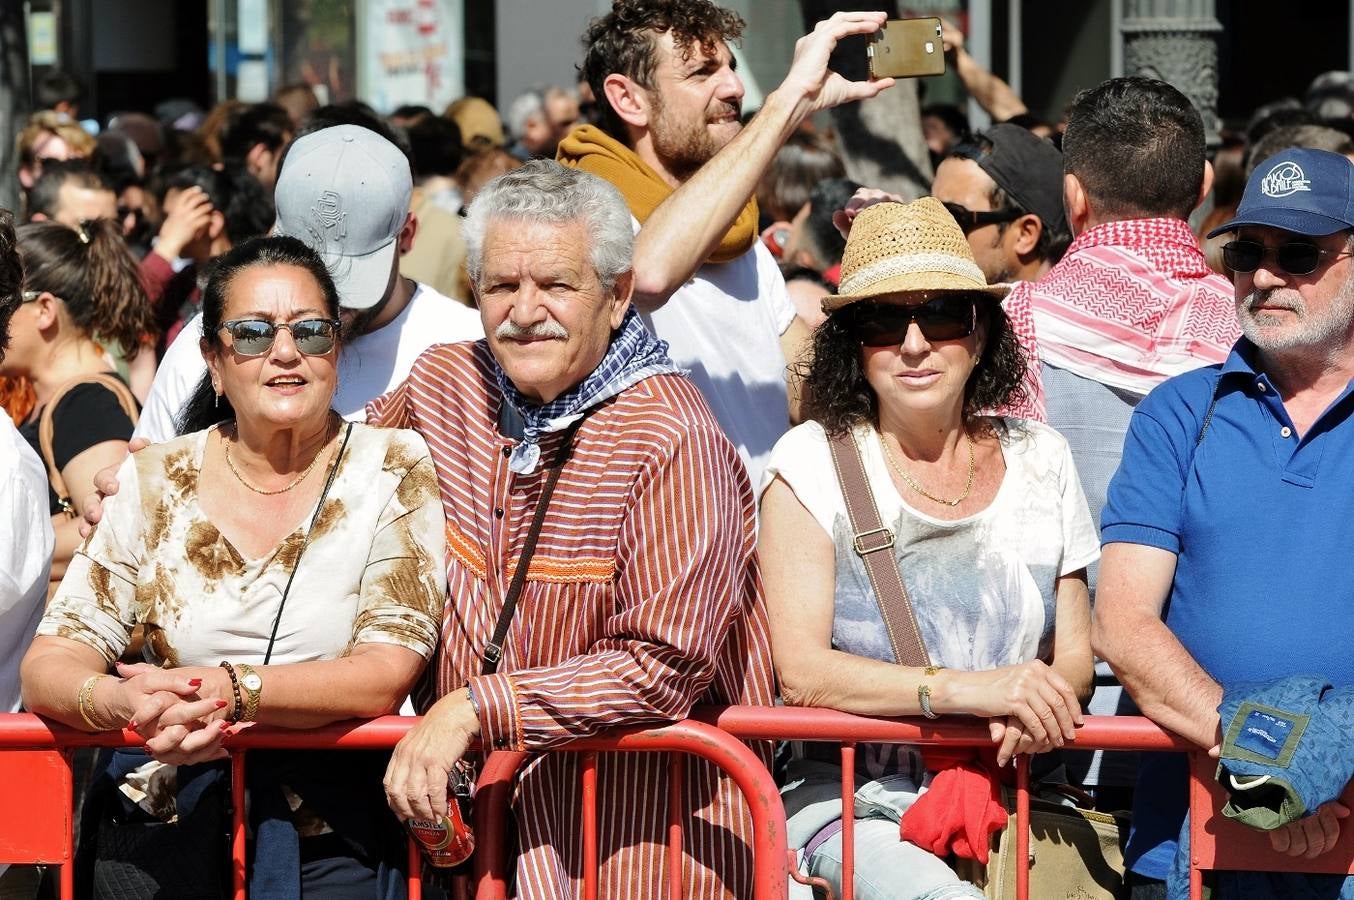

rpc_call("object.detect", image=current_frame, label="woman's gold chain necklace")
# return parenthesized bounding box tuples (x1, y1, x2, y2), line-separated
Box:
(224, 420, 334, 496)
(879, 430, 975, 508)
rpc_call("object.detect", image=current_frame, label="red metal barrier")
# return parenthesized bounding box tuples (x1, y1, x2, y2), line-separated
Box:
(4, 708, 1352, 900)
(468, 720, 788, 900)
(0, 713, 787, 900)
(702, 706, 1354, 900)
(1187, 753, 1354, 896)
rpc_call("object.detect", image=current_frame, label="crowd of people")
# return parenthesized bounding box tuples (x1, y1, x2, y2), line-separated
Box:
(2, 2, 1354, 899)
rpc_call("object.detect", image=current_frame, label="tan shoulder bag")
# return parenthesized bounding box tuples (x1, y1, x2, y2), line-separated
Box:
(38, 372, 139, 517)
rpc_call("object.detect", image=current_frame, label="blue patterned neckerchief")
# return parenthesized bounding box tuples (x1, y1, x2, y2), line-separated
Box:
(492, 307, 682, 474)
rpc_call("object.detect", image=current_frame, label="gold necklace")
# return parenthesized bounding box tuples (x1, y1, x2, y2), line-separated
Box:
(223, 420, 335, 496)
(879, 429, 975, 508)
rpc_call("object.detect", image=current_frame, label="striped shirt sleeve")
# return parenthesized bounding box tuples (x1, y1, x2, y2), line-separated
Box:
(365, 368, 416, 428)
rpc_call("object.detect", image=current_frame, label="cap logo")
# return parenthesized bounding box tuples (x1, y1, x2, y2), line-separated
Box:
(1261, 161, 1311, 198)
(313, 190, 347, 239)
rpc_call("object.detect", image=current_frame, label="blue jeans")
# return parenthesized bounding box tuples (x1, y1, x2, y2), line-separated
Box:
(784, 760, 985, 900)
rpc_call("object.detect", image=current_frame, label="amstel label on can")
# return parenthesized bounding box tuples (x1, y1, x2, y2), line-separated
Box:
(407, 803, 475, 868)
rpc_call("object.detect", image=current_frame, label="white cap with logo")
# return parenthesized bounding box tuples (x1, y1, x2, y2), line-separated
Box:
(272, 125, 413, 310)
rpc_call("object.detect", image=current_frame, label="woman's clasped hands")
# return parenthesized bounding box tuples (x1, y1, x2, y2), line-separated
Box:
(953, 659, 1084, 767)
(112, 661, 239, 765)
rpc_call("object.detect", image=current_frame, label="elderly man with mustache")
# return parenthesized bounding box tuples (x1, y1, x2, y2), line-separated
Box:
(1094, 147, 1354, 898)
(375, 159, 776, 899)
(557, 1, 894, 487)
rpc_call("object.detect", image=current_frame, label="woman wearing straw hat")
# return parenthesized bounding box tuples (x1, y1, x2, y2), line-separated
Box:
(760, 197, 1096, 899)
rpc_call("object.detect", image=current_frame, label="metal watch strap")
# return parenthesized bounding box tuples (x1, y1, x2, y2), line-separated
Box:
(236, 662, 262, 722)
(827, 429, 932, 669)
(482, 416, 586, 676)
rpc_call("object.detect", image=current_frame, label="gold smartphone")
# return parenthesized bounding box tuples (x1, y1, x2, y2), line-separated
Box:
(868, 18, 946, 79)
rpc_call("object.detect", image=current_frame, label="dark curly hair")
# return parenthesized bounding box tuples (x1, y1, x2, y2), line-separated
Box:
(0, 210, 21, 361)
(800, 294, 1028, 436)
(580, 0, 745, 141)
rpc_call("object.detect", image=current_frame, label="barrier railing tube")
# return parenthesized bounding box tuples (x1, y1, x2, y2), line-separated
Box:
(4, 709, 1352, 900)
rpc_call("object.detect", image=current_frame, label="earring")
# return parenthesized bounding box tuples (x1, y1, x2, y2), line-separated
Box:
(214, 391, 220, 409)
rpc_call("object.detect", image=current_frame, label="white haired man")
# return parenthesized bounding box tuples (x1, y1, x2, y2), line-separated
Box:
(378, 160, 775, 899)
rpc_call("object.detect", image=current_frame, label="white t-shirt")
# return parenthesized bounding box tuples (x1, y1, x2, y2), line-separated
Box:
(0, 411, 53, 713)
(135, 282, 484, 443)
(642, 240, 796, 488)
(762, 418, 1099, 671)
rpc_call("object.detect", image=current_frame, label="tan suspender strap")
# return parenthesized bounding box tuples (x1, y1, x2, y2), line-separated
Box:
(827, 429, 932, 669)
(38, 373, 140, 510)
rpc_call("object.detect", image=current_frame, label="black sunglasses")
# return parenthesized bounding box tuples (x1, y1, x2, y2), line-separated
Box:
(941, 201, 1021, 234)
(219, 318, 341, 357)
(850, 296, 979, 346)
(1222, 239, 1352, 276)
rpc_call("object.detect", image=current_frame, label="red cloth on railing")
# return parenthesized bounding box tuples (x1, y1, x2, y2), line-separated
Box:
(899, 748, 1007, 864)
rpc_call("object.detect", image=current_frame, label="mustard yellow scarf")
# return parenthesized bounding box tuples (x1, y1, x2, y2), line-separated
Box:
(556, 124, 758, 265)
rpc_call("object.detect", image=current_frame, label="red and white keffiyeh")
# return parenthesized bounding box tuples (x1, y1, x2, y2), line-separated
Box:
(1000, 289, 1047, 421)
(1022, 218, 1239, 397)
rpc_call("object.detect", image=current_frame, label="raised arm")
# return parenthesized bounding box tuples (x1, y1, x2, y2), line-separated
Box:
(940, 18, 1029, 123)
(630, 12, 894, 309)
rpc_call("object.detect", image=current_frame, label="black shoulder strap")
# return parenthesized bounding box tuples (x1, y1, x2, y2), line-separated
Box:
(1189, 370, 1226, 474)
(482, 417, 586, 675)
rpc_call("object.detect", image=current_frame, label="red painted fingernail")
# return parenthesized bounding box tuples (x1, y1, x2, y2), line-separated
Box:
(219, 721, 230, 731)
(188, 678, 202, 687)
(215, 699, 228, 709)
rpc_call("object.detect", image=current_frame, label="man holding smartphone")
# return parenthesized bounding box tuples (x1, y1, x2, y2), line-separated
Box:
(560, 3, 894, 488)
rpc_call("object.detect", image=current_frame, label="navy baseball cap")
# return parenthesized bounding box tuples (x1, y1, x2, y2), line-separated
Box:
(1207, 148, 1354, 238)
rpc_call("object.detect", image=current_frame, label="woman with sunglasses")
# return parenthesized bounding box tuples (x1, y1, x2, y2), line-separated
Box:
(760, 199, 1096, 900)
(1, 220, 153, 592)
(22, 236, 447, 898)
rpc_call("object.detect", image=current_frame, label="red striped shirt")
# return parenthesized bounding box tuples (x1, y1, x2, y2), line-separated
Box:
(368, 341, 776, 898)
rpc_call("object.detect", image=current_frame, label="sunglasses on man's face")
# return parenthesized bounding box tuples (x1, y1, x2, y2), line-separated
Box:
(941, 201, 1021, 235)
(1222, 239, 1352, 276)
(850, 295, 979, 346)
(218, 318, 341, 357)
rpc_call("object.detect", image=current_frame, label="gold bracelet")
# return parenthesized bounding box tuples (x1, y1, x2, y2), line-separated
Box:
(77, 674, 115, 731)
(918, 666, 943, 720)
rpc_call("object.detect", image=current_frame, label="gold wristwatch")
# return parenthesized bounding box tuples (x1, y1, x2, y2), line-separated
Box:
(236, 663, 263, 722)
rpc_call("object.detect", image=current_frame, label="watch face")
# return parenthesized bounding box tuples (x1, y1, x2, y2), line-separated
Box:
(242, 673, 263, 691)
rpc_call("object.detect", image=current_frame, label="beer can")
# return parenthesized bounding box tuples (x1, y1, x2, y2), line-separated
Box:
(407, 787, 475, 868)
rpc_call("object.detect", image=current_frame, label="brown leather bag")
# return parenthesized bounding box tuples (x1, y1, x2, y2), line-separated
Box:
(38, 372, 139, 517)
(37, 373, 139, 616)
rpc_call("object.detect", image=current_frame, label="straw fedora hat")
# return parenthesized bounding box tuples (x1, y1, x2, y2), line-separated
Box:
(823, 196, 1011, 313)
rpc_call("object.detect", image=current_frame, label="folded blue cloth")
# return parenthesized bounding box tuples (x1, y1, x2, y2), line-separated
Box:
(1216, 676, 1354, 830)
(1166, 676, 1354, 899)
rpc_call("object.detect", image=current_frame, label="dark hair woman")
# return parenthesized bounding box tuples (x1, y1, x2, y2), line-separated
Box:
(1, 220, 153, 590)
(759, 198, 1097, 900)
(22, 235, 448, 897)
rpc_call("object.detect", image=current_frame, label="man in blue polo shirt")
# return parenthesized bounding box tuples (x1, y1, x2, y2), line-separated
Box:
(1094, 147, 1354, 898)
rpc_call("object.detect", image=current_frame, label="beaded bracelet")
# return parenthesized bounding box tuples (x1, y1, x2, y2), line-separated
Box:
(219, 661, 244, 723)
(77, 674, 115, 731)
